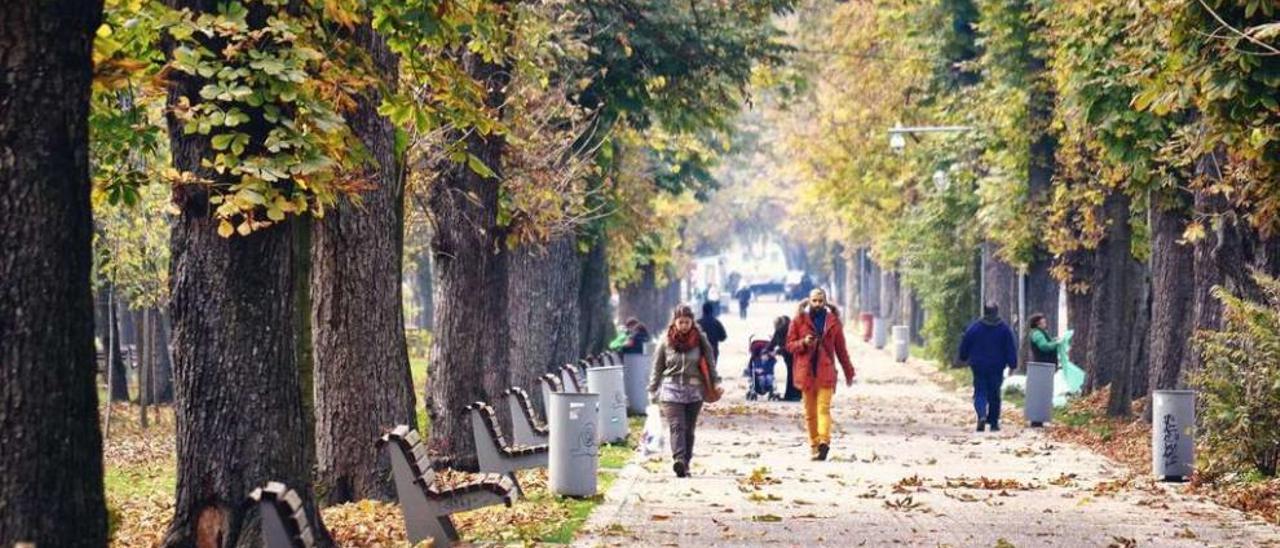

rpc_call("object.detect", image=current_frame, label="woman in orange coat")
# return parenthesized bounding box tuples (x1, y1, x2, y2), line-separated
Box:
(786, 288, 856, 461)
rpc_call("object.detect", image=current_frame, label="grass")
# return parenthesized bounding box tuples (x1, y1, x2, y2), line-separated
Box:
(410, 357, 430, 431)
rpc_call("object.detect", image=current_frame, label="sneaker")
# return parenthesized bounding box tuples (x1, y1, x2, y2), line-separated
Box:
(976, 421, 986, 432)
(673, 461, 688, 478)
(817, 443, 830, 461)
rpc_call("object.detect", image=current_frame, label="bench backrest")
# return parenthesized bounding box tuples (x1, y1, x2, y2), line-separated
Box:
(248, 482, 315, 548)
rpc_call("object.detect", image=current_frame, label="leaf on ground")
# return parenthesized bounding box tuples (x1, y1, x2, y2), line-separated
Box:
(750, 514, 783, 522)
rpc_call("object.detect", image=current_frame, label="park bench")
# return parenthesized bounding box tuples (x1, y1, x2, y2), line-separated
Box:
(559, 363, 582, 393)
(379, 425, 515, 547)
(248, 481, 315, 548)
(503, 386, 549, 446)
(466, 401, 549, 496)
(538, 373, 562, 419)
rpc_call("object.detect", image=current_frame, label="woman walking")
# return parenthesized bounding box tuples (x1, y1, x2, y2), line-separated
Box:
(786, 288, 856, 461)
(648, 304, 722, 477)
(770, 315, 802, 401)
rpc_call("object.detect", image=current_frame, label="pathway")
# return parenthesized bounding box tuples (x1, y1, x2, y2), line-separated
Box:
(579, 300, 1280, 547)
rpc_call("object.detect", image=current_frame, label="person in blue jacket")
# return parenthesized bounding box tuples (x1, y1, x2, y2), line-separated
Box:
(958, 303, 1018, 432)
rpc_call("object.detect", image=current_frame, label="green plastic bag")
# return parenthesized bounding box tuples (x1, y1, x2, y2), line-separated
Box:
(1058, 330, 1086, 393)
(608, 331, 629, 351)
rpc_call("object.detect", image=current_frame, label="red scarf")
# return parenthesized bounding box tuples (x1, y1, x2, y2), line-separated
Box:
(667, 325, 700, 353)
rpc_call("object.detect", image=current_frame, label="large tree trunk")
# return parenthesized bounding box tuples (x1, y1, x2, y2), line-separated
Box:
(426, 49, 512, 470)
(161, 1, 332, 544)
(311, 23, 416, 504)
(579, 235, 614, 357)
(1081, 192, 1145, 416)
(0, 3, 107, 544)
(1148, 201, 1195, 394)
(509, 235, 583, 411)
(1023, 258, 1058, 359)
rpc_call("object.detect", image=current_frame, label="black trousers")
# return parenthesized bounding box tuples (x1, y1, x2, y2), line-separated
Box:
(660, 401, 703, 465)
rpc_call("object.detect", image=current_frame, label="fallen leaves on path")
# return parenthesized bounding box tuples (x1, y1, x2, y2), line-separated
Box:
(940, 476, 1039, 491)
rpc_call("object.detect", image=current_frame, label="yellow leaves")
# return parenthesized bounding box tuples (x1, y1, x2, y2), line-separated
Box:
(1181, 221, 1207, 244)
(217, 219, 235, 238)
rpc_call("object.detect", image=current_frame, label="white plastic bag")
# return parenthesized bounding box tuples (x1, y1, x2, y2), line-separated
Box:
(640, 404, 667, 456)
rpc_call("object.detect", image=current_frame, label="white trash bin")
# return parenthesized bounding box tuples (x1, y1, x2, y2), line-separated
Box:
(872, 317, 888, 349)
(587, 366, 629, 443)
(622, 352, 652, 415)
(1024, 362, 1055, 427)
(549, 392, 600, 497)
(1153, 390, 1196, 481)
(892, 325, 909, 362)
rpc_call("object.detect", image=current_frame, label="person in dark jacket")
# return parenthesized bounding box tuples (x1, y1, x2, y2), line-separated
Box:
(697, 301, 727, 360)
(958, 303, 1018, 432)
(736, 287, 753, 319)
(620, 318, 650, 355)
(1027, 313, 1062, 365)
(769, 315, 801, 401)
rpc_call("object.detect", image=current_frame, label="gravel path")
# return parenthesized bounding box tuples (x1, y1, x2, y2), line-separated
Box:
(578, 300, 1280, 547)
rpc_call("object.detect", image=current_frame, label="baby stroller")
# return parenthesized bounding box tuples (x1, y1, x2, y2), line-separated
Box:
(745, 338, 780, 401)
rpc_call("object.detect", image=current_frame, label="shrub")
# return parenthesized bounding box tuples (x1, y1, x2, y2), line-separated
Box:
(1192, 273, 1280, 479)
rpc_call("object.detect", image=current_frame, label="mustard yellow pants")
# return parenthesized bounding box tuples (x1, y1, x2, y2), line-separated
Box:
(803, 386, 835, 448)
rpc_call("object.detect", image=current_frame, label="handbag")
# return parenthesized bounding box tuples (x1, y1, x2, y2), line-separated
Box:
(699, 356, 723, 403)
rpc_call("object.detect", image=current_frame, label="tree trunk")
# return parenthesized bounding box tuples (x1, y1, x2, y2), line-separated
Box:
(862, 257, 881, 316)
(1082, 192, 1144, 416)
(579, 235, 614, 357)
(618, 262, 668, 339)
(414, 248, 434, 330)
(292, 216, 317, 484)
(151, 309, 175, 403)
(1023, 257, 1058, 360)
(981, 242, 1019, 325)
(106, 287, 131, 401)
(426, 49, 512, 470)
(1148, 201, 1195, 394)
(848, 249, 862, 314)
(1110, 262, 1151, 415)
(831, 243, 847, 310)
(0, 3, 107, 544)
(508, 235, 583, 411)
(879, 269, 901, 326)
(161, 1, 332, 544)
(1063, 248, 1094, 372)
(310, 22, 416, 504)
(140, 308, 151, 428)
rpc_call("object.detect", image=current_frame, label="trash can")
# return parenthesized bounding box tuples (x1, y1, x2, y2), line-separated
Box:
(892, 325, 909, 362)
(860, 313, 874, 342)
(549, 392, 599, 497)
(1024, 362, 1055, 427)
(872, 317, 888, 349)
(587, 366, 629, 443)
(622, 352, 652, 415)
(1153, 390, 1196, 481)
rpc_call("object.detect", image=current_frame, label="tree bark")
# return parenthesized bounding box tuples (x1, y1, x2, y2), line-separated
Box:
(161, 1, 332, 544)
(0, 3, 107, 544)
(104, 286, 131, 401)
(508, 235, 583, 411)
(1148, 200, 1195, 394)
(981, 242, 1018, 325)
(579, 235, 614, 357)
(862, 257, 881, 316)
(1081, 192, 1145, 416)
(310, 22, 416, 504)
(426, 48, 512, 470)
(618, 262, 669, 339)
(1063, 248, 1094, 372)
